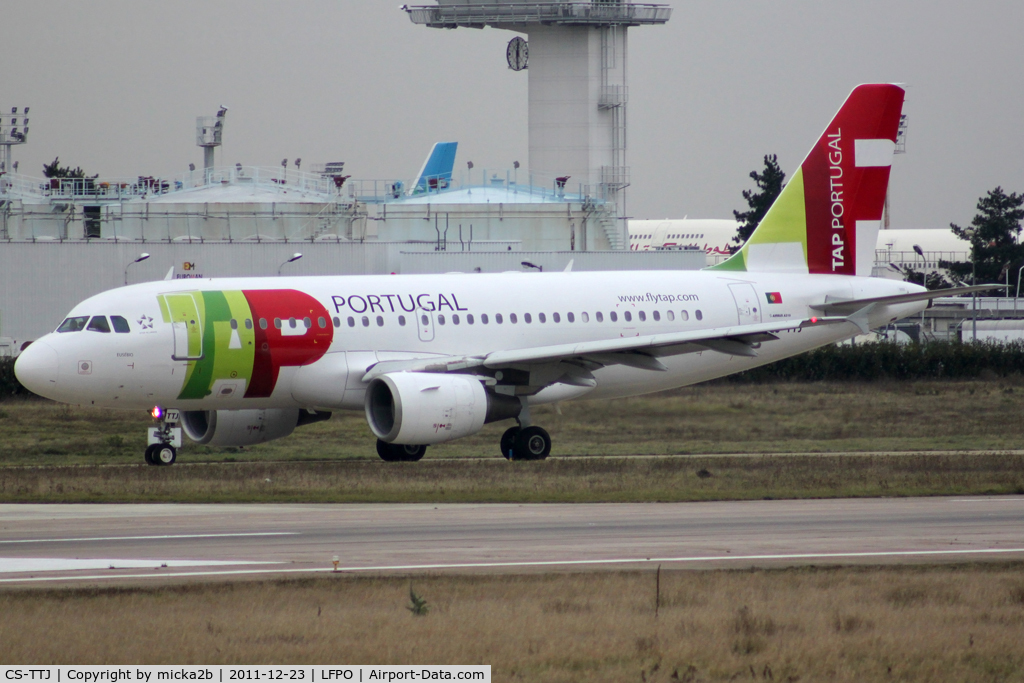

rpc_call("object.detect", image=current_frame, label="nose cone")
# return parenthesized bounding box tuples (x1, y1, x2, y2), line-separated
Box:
(14, 341, 59, 398)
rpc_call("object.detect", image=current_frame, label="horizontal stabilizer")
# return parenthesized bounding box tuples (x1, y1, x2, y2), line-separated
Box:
(810, 284, 1002, 316)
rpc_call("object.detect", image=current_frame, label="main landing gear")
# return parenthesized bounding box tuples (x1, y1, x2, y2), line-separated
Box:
(145, 407, 182, 466)
(500, 425, 552, 461)
(376, 440, 428, 462)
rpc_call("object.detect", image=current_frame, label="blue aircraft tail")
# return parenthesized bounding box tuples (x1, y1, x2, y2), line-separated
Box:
(411, 141, 458, 195)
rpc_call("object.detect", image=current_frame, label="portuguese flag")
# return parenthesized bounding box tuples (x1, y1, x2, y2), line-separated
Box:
(765, 292, 783, 304)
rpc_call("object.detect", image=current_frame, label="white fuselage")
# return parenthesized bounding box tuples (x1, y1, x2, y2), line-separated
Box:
(18, 270, 926, 412)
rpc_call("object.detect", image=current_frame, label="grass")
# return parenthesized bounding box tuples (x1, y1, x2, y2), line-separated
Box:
(3, 380, 1024, 467)
(3, 380, 1024, 502)
(2, 564, 1024, 681)
(1, 452, 1023, 503)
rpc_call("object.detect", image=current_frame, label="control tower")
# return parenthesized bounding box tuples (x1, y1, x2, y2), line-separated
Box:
(406, 2, 670, 242)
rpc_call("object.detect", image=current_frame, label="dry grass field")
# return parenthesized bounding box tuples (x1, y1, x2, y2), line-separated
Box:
(2, 565, 1023, 681)
(3, 380, 1024, 467)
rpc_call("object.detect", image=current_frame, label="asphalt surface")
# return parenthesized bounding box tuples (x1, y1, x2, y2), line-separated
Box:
(1, 497, 1023, 585)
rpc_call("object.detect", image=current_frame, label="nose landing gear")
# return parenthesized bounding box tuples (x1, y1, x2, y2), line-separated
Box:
(146, 408, 182, 466)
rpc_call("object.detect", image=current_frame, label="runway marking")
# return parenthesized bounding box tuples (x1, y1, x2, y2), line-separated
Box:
(0, 532, 299, 544)
(2, 547, 1023, 583)
(0, 558, 283, 573)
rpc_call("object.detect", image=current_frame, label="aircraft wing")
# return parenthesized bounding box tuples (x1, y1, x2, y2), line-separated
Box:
(362, 315, 850, 382)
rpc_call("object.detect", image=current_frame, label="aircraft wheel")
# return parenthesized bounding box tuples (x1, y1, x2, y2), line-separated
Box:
(500, 427, 520, 460)
(153, 444, 177, 466)
(376, 439, 401, 462)
(514, 426, 551, 461)
(376, 440, 426, 462)
(397, 444, 427, 462)
(144, 444, 160, 466)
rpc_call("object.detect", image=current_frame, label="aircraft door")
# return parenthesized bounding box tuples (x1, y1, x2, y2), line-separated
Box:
(162, 293, 204, 360)
(728, 283, 762, 326)
(417, 310, 435, 342)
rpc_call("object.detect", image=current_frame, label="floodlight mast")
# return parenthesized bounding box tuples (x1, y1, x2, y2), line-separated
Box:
(0, 106, 30, 175)
(196, 106, 228, 173)
(404, 2, 670, 250)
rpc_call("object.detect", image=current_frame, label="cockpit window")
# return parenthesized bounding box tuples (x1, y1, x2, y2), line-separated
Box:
(110, 316, 131, 333)
(86, 316, 111, 333)
(57, 316, 89, 333)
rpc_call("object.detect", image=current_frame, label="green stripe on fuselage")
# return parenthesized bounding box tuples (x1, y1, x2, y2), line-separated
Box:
(177, 291, 255, 400)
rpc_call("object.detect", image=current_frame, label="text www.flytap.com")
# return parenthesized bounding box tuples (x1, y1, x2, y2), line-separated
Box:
(617, 293, 700, 304)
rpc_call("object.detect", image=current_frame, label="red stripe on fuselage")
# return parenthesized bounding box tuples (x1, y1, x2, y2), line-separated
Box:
(242, 289, 333, 398)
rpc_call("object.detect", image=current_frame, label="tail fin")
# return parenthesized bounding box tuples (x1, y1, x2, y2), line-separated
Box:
(410, 141, 458, 195)
(713, 84, 905, 276)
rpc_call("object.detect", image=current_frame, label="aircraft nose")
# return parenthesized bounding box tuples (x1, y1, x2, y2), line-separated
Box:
(14, 341, 59, 398)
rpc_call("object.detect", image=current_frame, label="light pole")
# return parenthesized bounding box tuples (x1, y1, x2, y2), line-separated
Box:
(1015, 264, 1024, 312)
(278, 252, 302, 276)
(124, 253, 150, 286)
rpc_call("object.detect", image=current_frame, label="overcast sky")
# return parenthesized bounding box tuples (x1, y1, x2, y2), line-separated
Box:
(5, 1, 1022, 229)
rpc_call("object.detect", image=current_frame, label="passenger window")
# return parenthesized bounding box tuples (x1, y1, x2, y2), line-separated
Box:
(318, 317, 326, 329)
(524, 313, 532, 324)
(438, 315, 446, 325)
(467, 314, 474, 325)
(362, 316, 370, 327)
(553, 312, 560, 323)
(610, 312, 618, 322)
(274, 318, 282, 329)
(666, 310, 675, 321)
(567, 312, 575, 323)
(582, 312, 589, 323)
(333, 317, 340, 328)
(303, 317, 312, 329)
(289, 318, 297, 329)
(496, 313, 503, 324)
(420, 314, 429, 326)
(481, 314, 489, 324)
(245, 319, 253, 330)
(230, 319, 238, 330)
(510, 313, 518, 324)
(624, 311, 632, 322)
(376, 316, 384, 327)
(453, 314, 460, 325)
(57, 316, 90, 333)
(260, 318, 268, 330)
(680, 310, 689, 321)
(538, 313, 546, 323)
(348, 317, 356, 327)
(696, 310, 703, 321)
(595, 312, 603, 322)
(639, 311, 647, 322)
(398, 316, 406, 326)
(87, 316, 111, 333)
(110, 316, 131, 333)
(651, 311, 659, 322)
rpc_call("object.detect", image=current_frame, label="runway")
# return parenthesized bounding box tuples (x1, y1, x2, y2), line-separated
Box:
(1, 497, 1023, 585)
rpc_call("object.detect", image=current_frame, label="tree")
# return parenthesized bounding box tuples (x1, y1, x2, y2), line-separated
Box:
(732, 154, 785, 250)
(42, 157, 89, 179)
(940, 186, 1024, 294)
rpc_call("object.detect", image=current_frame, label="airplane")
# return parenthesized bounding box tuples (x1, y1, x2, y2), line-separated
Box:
(627, 219, 971, 274)
(14, 84, 994, 466)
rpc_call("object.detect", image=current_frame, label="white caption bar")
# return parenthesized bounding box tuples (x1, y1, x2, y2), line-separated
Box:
(0, 667, 491, 683)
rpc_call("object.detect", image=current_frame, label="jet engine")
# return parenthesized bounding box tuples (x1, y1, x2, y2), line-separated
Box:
(365, 372, 520, 445)
(181, 409, 331, 447)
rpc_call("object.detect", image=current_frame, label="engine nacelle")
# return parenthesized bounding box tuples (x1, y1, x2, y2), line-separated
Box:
(181, 408, 329, 447)
(365, 372, 519, 445)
